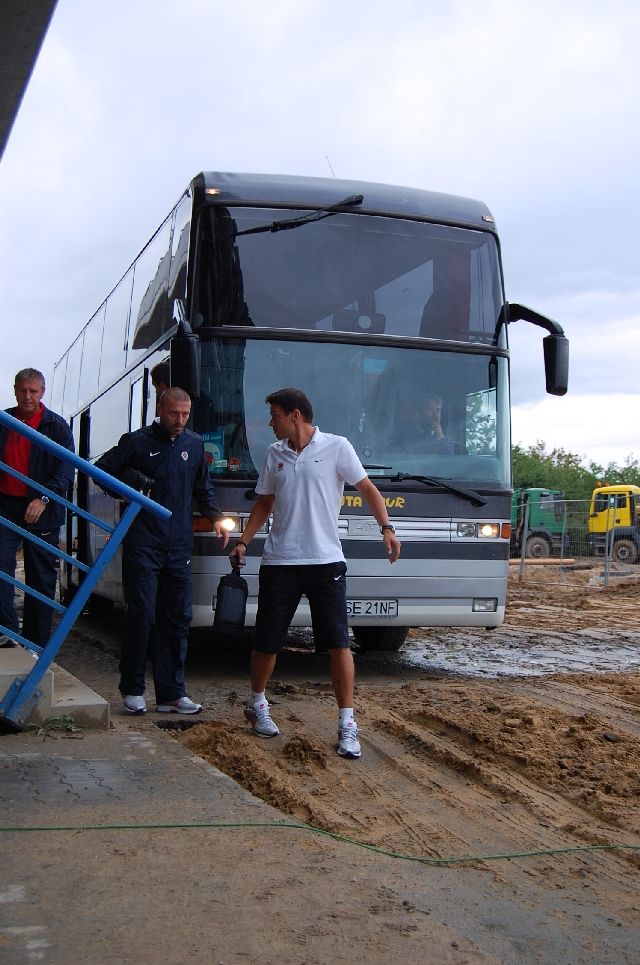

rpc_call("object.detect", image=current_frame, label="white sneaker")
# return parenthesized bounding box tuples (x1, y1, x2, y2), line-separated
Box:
(122, 694, 146, 715)
(156, 696, 202, 715)
(337, 721, 361, 758)
(244, 699, 279, 737)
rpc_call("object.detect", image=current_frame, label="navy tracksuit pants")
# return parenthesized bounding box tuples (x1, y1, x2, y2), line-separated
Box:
(0, 495, 60, 646)
(120, 542, 192, 703)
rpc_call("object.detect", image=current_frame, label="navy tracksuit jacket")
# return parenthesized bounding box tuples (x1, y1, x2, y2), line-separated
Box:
(96, 421, 223, 700)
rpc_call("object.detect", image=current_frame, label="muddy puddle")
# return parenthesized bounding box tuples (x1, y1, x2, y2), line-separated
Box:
(403, 627, 640, 676)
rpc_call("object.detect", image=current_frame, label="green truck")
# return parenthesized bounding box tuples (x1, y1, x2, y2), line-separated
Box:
(511, 487, 565, 558)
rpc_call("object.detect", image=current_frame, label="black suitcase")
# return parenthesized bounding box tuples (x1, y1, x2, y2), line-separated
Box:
(213, 562, 248, 630)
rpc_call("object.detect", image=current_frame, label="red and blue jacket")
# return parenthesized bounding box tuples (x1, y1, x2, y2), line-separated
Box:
(0, 406, 75, 529)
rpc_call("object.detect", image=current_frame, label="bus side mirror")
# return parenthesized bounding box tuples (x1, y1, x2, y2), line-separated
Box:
(543, 333, 569, 397)
(507, 303, 569, 397)
(170, 320, 200, 398)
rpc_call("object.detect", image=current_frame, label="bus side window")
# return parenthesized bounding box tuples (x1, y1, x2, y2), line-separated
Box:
(89, 382, 130, 461)
(101, 270, 134, 390)
(127, 217, 172, 360)
(129, 377, 145, 432)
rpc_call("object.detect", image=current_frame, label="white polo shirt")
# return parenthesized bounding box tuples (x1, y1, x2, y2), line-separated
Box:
(256, 428, 366, 565)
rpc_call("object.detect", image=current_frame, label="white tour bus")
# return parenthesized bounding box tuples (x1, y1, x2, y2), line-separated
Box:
(51, 171, 568, 650)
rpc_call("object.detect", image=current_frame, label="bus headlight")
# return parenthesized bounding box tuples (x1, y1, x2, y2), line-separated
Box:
(456, 522, 501, 539)
(193, 515, 239, 533)
(220, 516, 239, 532)
(478, 523, 500, 538)
(457, 522, 477, 537)
(193, 516, 213, 532)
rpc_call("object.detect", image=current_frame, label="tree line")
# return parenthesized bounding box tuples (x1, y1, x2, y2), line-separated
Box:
(512, 443, 640, 503)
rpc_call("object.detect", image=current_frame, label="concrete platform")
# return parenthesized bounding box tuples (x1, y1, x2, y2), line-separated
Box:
(0, 647, 110, 730)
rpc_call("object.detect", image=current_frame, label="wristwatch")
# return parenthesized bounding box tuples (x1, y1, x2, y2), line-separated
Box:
(380, 524, 395, 534)
(39, 495, 50, 506)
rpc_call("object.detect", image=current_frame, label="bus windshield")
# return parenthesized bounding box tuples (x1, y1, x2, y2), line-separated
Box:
(194, 206, 504, 344)
(190, 336, 510, 487)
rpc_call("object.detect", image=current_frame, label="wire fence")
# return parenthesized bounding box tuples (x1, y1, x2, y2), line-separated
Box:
(510, 495, 640, 587)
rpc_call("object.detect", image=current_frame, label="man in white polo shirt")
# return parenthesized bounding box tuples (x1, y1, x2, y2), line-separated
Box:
(229, 388, 401, 759)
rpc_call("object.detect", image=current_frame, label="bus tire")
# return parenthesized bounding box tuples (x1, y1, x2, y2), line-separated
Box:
(525, 535, 551, 558)
(612, 539, 638, 564)
(86, 594, 115, 616)
(351, 626, 408, 652)
(61, 582, 78, 606)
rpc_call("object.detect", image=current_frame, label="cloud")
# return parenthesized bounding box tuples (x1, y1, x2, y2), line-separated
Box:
(509, 299, 640, 400)
(0, 0, 637, 467)
(512, 392, 639, 467)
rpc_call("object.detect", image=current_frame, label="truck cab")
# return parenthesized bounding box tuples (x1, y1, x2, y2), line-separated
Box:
(587, 484, 640, 564)
(511, 487, 565, 558)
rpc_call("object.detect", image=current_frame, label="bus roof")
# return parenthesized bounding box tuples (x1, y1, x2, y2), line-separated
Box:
(194, 171, 497, 232)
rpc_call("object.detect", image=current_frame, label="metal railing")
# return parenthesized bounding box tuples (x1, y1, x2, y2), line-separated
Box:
(0, 408, 171, 730)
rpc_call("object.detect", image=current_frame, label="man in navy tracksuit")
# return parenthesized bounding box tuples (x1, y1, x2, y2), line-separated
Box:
(96, 387, 229, 715)
(0, 368, 75, 648)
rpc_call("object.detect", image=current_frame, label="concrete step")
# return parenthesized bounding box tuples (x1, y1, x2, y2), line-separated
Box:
(0, 647, 110, 731)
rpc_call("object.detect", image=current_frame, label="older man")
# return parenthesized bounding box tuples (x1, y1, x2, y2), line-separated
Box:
(0, 368, 75, 647)
(96, 387, 229, 714)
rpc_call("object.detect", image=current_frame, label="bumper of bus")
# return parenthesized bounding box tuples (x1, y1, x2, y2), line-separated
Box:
(192, 600, 505, 629)
(191, 565, 507, 630)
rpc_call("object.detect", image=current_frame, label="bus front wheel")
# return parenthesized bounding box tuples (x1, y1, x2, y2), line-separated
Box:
(86, 594, 116, 617)
(351, 626, 408, 652)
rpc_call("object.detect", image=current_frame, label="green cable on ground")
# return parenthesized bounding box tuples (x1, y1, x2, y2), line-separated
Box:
(1, 819, 639, 866)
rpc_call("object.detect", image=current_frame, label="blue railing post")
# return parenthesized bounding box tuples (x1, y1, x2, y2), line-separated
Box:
(0, 408, 171, 730)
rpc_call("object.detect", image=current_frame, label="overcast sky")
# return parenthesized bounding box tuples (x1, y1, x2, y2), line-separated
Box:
(1, 0, 638, 467)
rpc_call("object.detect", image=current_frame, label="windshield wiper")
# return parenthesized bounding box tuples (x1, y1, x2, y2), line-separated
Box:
(237, 194, 364, 237)
(386, 473, 486, 507)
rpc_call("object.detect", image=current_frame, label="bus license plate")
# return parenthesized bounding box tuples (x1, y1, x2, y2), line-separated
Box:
(347, 599, 398, 618)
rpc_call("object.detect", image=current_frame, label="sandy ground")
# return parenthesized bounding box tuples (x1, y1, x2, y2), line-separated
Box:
(51, 564, 640, 961)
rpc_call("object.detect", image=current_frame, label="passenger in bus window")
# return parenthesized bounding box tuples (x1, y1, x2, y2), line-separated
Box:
(0, 368, 75, 648)
(389, 392, 454, 454)
(417, 393, 454, 451)
(229, 387, 401, 759)
(96, 387, 229, 715)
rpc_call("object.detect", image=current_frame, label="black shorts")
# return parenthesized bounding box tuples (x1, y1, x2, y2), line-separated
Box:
(254, 562, 349, 654)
